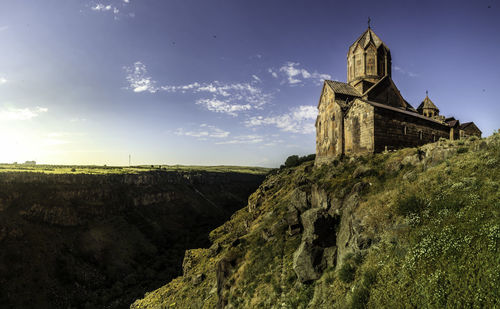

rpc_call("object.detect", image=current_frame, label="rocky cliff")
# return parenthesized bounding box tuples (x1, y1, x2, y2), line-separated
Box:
(0, 170, 266, 308)
(131, 133, 500, 309)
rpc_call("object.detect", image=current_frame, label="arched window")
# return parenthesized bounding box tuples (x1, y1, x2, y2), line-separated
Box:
(367, 57, 375, 74)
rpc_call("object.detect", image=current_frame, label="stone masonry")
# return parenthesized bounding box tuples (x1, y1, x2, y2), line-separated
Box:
(315, 27, 481, 165)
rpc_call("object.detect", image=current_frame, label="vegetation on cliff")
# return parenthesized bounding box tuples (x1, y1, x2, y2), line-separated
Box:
(131, 132, 500, 309)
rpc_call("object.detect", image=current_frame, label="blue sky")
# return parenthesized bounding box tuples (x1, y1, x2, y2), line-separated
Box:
(0, 0, 498, 167)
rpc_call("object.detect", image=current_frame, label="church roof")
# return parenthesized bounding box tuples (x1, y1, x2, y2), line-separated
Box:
(349, 28, 389, 52)
(325, 80, 361, 97)
(446, 118, 460, 127)
(417, 95, 439, 111)
(460, 122, 481, 133)
(359, 99, 449, 126)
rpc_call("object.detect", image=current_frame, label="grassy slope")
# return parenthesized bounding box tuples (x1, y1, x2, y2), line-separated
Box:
(131, 133, 500, 309)
(0, 164, 270, 175)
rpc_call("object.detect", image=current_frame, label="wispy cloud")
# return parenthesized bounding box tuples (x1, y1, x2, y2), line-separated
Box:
(0, 106, 48, 121)
(270, 62, 331, 85)
(215, 134, 264, 145)
(245, 105, 317, 134)
(195, 99, 252, 117)
(0, 77, 7, 85)
(175, 124, 230, 140)
(124, 62, 272, 116)
(252, 75, 261, 83)
(88, 1, 134, 19)
(124, 62, 158, 93)
(91, 4, 113, 11)
(394, 65, 419, 78)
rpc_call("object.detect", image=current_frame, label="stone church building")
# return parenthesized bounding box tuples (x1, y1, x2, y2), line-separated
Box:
(315, 27, 481, 165)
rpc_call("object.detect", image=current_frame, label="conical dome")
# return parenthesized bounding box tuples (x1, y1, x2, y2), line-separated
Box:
(417, 93, 440, 118)
(347, 27, 391, 86)
(348, 28, 389, 53)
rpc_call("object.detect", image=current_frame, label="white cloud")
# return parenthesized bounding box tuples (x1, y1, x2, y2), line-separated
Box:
(196, 99, 252, 117)
(0, 77, 7, 85)
(125, 62, 272, 116)
(215, 134, 264, 145)
(89, 1, 129, 18)
(394, 65, 419, 78)
(0, 106, 48, 121)
(124, 62, 158, 93)
(271, 62, 331, 85)
(252, 75, 261, 82)
(268, 68, 278, 78)
(245, 105, 317, 134)
(175, 124, 230, 139)
(91, 4, 113, 11)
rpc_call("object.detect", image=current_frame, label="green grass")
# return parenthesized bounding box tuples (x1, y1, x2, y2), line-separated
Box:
(131, 132, 500, 309)
(0, 164, 271, 175)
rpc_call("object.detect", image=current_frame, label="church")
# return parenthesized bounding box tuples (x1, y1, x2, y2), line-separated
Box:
(315, 26, 481, 165)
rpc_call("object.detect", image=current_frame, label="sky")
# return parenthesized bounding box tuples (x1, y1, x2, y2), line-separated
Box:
(0, 0, 498, 167)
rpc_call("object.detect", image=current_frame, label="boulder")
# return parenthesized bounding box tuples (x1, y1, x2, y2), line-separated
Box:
(292, 241, 322, 282)
(311, 184, 329, 209)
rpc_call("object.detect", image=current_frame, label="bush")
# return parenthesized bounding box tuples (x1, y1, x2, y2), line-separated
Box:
(351, 286, 370, 309)
(281, 154, 316, 169)
(338, 262, 356, 284)
(457, 147, 468, 154)
(396, 195, 426, 216)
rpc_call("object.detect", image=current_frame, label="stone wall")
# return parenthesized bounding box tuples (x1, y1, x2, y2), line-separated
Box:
(344, 100, 374, 155)
(316, 87, 343, 163)
(373, 106, 449, 152)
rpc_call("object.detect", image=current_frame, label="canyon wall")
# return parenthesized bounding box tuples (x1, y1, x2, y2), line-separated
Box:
(0, 170, 265, 309)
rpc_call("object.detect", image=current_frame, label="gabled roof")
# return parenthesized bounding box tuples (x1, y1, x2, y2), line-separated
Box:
(446, 119, 460, 127)
(362, 75, 411, 110)
(325, 80, 361, 97)
(349, 28, 389, 52)
(358, 99, 449, 126)
(460, 122, 482, 133)
(417, 95, 439, 111)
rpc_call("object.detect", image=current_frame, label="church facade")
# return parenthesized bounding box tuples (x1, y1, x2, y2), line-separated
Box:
(315, 27, 481, 165)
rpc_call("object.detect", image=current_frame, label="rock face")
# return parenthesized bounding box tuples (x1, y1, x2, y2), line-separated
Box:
(0, 170, 265, 309)
(130, 134, 500, 309)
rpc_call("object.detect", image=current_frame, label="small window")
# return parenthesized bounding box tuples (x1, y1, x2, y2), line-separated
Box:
(433, 134, 436, 142)
(419, 131, 423, 140)
(403, 126, 407, 135)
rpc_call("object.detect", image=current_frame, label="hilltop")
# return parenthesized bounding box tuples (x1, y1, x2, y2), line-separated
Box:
(132, 133, 499, 308)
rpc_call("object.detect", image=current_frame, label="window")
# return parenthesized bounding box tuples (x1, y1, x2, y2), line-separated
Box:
(403, 125, 407, 135)
(419, 131, 423, 140)
(367, 57, 374, 74)
(433, 134, 436, 142)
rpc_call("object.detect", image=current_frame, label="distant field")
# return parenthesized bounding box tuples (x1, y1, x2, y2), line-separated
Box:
(0, 164, 272, 175)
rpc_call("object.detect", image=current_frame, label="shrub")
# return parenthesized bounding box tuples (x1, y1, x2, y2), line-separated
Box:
(351, 286, 370, 309)
(281, 154, 316, 168)
(338, 262, 356, 284)
(396, 195, 426, 216)
(71, 168, 76, 172)
(457, 147, 468, 154)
